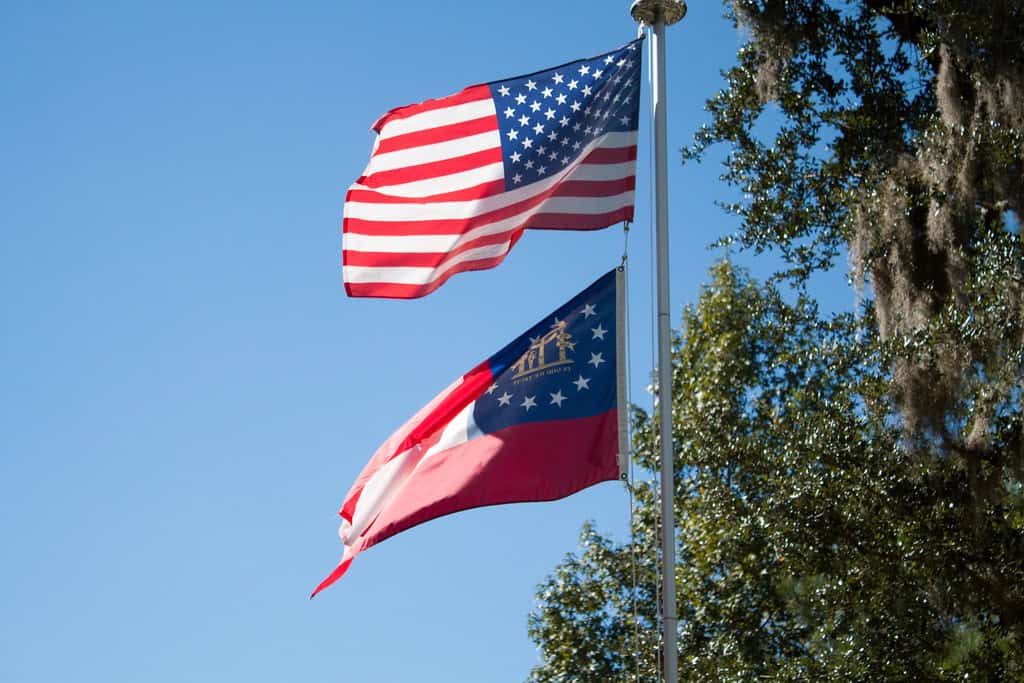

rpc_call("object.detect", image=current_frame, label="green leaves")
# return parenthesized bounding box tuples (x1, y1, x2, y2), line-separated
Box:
(530, 259, 1023, 680)
(530, 1, 1023, 680)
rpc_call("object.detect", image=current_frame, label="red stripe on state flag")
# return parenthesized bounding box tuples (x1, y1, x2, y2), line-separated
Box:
(336, 361, 495, 526)
(311, 551, 354, 599)
(392, 361, 494, 458)
(312, 410, 620, 595)
(355, 412, 620, 552)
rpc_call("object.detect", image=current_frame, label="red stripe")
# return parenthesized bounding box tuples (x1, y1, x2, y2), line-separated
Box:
(347, 179, 506, 205)
(372, 84, 493, 133)
(310, 554, 353, 598)
(375, 115, 498, 155)
(526, 206, 635, 230)
(346, 209, 635, 272)
(354, 410, 620, 552)
(357, 147, 503, 189)
(581, 145, 637, 164)
(342, 137, 637, 299)
(313, 409, 619, 591)
(359, 144, 635, 192)
(394, 361, 494, 457)
(349, 174, 634, 208)
(333, 365, 494, 526)
(344, 227, 521, 268)
(343, 237, 523, 299)
(548, 176, 636, 198)
(344, 176, 635, 236)
(342, 208, 632, 299)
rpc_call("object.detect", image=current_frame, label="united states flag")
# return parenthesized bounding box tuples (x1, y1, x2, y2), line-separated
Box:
(342, 39, 643, 299)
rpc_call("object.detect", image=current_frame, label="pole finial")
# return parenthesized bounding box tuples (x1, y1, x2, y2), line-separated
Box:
(629, 0, 687, 26)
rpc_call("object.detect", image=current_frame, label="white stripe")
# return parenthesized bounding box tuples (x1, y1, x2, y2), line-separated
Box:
(344, 188, 633, 289)
(359, 157, 633, 200)
(343, 373, 470, 541)
(539, 190, 635, 215)
(344, 209, 525, 253)
(343, 189, 633, 254)
(553, 159, 637, 183)
(352, 162, 505, 198)
(346, 160, 634, 223)
(343, 240, 517, 285)
(420, 401, 482, 465)
(342, 380, 485, 545)
(362, 130, 502, 176)
(346, 445, 416, 541)
(378, 98, 496, 139)
(346, 132, 637, 222)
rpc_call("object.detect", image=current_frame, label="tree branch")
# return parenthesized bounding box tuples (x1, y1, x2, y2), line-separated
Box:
(861, 0, 931, 48)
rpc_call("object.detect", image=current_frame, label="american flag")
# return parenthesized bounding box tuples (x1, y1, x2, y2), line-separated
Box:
(342, 39, 643, 299)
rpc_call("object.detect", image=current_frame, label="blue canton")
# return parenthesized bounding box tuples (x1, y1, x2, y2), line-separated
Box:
(487, 40, 643, 191)
(474, 271, 618, 433)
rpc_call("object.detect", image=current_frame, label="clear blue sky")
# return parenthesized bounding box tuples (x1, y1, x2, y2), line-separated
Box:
(0, 3, 844, 681)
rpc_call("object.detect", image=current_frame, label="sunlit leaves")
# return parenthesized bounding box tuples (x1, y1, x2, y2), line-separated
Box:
(530, 1, 1023, 680)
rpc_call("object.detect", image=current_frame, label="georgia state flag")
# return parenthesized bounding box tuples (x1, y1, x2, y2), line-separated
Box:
(313, 269, 626, 596)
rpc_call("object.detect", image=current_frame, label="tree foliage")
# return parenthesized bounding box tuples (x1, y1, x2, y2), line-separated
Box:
(529, 2, 1024, 680)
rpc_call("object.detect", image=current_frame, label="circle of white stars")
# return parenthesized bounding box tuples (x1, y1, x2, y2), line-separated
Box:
(486, 299, 614, 414)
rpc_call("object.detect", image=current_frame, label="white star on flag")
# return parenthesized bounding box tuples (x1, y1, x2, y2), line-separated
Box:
(343, 40, 642, 298)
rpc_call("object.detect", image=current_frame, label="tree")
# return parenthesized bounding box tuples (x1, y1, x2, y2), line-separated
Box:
(529, 2, 1024, 680)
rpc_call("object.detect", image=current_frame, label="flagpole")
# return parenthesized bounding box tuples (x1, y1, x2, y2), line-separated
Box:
(630, 2, 686, 682)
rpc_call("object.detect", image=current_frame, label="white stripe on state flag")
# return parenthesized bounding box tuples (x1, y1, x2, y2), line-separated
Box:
(420, 402, 482, 467)
(339, 373, 473, 542)
(344, 444, 417, 542)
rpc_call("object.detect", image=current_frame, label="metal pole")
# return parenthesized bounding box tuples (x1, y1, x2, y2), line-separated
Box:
(629, 2, 686, 682)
